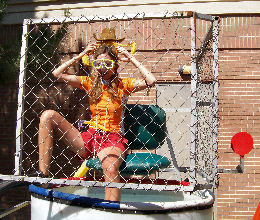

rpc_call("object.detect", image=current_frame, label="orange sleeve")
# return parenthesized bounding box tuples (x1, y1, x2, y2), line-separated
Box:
(78, 76, 91, 91)
(122, 78, 136, 95)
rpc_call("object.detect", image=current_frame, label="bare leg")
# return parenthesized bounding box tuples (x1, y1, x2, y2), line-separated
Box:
(38, 110, 86, 176)
(98, 147, 124, 201)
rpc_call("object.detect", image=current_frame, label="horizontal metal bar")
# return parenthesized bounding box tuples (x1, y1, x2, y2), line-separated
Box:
(0, 175, 195, 192)
(195, 12, 214, 21)
(217, 167, 243, 174)
(24, 11, 194, 25)
(196, 101, 214, 107)
(162, 167, 189, 173)
(0, 201, 30, 218)
(194, 184, 213, 191)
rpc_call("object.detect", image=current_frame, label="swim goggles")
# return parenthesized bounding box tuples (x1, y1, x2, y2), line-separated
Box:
(92, 59, 115, 69)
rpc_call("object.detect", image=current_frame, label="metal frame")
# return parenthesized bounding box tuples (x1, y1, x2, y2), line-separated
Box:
(14, 11, 220, 191)
(189, 13, 198, 185)
(212, 17, 220, 187)
(189, 12, 220, 187)
(0, 174, 195, 192)
(19, 11, 194, 26)
(15, 19, 29, 176)
(14, 12, 196, 177)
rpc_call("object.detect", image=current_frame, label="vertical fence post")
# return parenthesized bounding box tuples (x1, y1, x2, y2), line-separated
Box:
(190, 13, 197, 184)
(212, 16, 219, 219)
(15, 19, 29, 176)
(212, 17, 219, 190)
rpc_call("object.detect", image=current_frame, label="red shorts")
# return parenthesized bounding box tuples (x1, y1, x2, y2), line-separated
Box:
(80, 128, 128, 159)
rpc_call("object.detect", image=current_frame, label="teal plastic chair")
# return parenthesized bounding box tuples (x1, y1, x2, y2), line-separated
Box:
(80, 104, 171, 175)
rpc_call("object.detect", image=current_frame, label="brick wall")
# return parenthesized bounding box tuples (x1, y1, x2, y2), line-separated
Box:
(0, 14, 259, 219)
(217, 15, 260, 219)
(217, 49, 260, 219)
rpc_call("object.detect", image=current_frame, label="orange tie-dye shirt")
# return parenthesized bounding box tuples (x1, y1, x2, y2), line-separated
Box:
(78, 76, 136, 133)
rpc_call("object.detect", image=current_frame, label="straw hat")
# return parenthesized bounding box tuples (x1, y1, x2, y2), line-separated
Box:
(93, 28, 125, 42)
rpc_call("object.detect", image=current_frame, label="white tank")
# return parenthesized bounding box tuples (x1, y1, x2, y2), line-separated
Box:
(30, 185, 214, 220)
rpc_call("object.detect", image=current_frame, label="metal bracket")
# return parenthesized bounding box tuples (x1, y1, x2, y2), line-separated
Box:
(217, 157, 244, 174)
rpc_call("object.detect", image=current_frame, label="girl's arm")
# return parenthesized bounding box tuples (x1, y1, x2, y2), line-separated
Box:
(52, 43, 98, 88)
(116, 46, 156, 93)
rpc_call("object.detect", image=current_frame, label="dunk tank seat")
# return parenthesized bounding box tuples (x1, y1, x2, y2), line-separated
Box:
(78, 104, 171, 176)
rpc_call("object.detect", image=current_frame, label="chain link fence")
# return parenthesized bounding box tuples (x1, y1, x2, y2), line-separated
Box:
(3, 12, 219, 192)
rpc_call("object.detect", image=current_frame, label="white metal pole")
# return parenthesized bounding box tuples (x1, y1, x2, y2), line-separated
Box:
(190, 13, 197, 185)
(212, 16, 220, 220)
(15, 19, 29, 175)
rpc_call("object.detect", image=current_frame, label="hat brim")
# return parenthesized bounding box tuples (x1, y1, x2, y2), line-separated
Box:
(93, 33, 125, 42)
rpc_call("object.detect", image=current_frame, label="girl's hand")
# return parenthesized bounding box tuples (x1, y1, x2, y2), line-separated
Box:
(116, 46, 131, 62)
(81, 43, 99, 57)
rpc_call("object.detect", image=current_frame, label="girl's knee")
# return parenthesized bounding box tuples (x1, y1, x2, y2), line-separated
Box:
(103, 164, 120, 178)
(40, 110, 58, 126)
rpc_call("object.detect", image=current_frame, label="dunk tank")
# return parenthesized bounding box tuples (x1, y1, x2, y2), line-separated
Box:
(0, 11, 231, 219)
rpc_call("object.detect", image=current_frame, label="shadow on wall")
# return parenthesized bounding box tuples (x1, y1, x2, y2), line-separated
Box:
(20, 21, 92, 176)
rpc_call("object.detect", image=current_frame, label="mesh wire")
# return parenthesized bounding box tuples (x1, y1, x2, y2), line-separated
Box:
(193, 18, 218, 184)
(13, 13, 218, 191)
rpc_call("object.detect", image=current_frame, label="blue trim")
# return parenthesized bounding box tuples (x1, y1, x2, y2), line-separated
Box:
(29, 185, 120, 209)
(29, 184, 52, 197)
